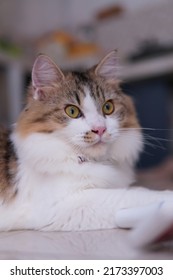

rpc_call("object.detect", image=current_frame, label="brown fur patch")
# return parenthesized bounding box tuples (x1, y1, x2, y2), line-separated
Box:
(115, 93, 140, 129)
(0, 126, 18, 201)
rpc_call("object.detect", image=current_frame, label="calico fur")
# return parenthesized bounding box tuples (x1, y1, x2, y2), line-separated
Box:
(0, 127, 17, 200)
(0, 51, 173, 237)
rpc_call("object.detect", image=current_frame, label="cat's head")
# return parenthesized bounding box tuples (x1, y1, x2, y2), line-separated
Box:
(16, 50, 143, 162)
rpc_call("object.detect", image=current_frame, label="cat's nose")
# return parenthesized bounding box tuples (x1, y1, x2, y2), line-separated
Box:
(91, 127, 106, 137)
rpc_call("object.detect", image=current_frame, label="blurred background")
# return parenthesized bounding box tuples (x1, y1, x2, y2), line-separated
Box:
(1, 0, 173, 187)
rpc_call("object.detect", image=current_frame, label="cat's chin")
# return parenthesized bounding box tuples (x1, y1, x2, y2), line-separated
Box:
(81, 142, 109, 160)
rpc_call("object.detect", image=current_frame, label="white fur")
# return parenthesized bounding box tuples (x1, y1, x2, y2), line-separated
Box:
(116, 199, 173, 247)
(1, 91, 173, 248)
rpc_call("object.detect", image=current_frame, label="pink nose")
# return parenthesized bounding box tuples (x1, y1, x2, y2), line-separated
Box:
(91, 127, 106, 137)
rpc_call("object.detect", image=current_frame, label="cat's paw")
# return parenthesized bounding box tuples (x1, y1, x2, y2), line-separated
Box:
(116, 201, 173, 248)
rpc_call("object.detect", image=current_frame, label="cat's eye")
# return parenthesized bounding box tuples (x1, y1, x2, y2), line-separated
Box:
(65, 105, 82, 119)
(102, 100, 114, 115)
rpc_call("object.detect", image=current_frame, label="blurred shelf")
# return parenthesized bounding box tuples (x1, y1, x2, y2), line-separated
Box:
(1, 51, 173, 125)
(121, 53, 173, 81)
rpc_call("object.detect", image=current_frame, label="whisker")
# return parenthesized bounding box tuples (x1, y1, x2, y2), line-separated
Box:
(119, 127, 173, 132)
(143, 139, 166, 150)
(139, 149, 154, 157)
(143, 134, 172, 143)
(143, 133, 172, 150)
(118, 127, 171, 151)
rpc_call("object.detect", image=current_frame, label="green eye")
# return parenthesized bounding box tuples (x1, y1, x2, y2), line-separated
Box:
(102, 100, 114, 115)
(65, 105, 82, 118)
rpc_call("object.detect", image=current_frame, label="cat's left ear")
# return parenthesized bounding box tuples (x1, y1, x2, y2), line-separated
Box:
(94, 50, 119, 83)
(32, 54, 64, 100)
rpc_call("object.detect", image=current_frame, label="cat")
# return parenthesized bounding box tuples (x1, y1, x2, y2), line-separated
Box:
(0, 50, 173, 246)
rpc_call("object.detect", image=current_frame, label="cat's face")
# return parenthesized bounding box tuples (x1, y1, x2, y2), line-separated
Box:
(56, 78, 139, 159)
(16, 51, 142, 160)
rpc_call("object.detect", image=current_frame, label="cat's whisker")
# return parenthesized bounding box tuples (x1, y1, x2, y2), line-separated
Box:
(118, 127, 171, 151)
(143, 134, 172, 143)
(142, 133, 171, 151)
(119, 127, 173, 132)
(143, 139, 166, 150)
(136, 135, 163, 150)
(121, 132, 165, 153)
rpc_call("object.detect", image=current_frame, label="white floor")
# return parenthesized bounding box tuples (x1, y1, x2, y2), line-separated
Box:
(0, 229, 173, 260)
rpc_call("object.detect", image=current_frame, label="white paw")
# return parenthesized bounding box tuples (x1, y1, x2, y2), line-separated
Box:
(116, 201, 173, 248)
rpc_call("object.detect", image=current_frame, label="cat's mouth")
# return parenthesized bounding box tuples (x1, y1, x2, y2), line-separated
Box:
(92, 139, 105, 147)
(92, 134, 115, 146)
(83, 133, 116, 149)
(83, 137, 105, 148)
(81, 138, 109, 157)
(71, 133, 114, 158)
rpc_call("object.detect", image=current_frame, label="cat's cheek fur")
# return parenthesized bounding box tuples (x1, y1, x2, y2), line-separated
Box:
(111, 130, 144, 165)
(11, 130, 134, 190)
(63, 118, 91, 146)
(11, 132, 76, 174)
(102, 116, 120, 142)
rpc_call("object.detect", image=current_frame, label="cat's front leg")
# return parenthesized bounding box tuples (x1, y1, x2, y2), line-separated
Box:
(43, 187, 173, 233)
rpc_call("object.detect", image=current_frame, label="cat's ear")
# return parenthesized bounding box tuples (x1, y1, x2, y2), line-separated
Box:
(94, 50, 118, 83)
(32, 54, 64, 100)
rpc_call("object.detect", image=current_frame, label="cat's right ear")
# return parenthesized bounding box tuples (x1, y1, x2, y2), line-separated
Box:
(94, 50, 119, 84)
(31, 55, 64, 100)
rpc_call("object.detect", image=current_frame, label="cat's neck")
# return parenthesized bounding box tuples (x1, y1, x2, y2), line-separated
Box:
(12, 128, 112, 168)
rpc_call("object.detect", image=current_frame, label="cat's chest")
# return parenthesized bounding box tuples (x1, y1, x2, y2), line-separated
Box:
(17, 158, 133, 204)
(14, 133, 133, 193)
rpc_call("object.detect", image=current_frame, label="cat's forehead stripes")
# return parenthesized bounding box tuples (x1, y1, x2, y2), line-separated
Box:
(74, 91, 81, 105)
(71, 72, 106, 105)
(73, 71, 90, 86)
(83, 87, 96, 112)
(95, 84, 105, 100)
